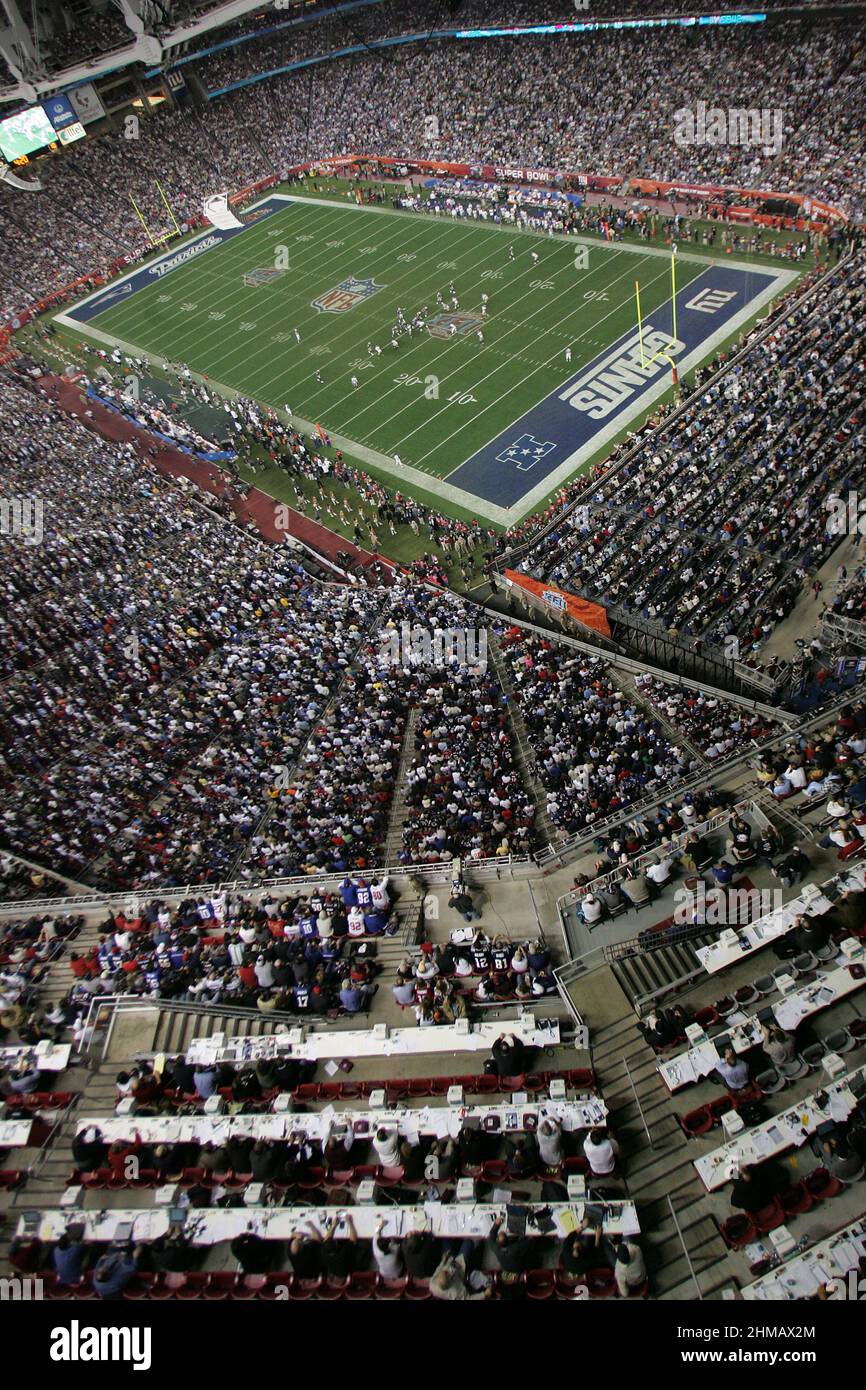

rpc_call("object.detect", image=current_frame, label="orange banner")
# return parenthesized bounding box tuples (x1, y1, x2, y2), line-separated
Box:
(504, 570, 611, 640)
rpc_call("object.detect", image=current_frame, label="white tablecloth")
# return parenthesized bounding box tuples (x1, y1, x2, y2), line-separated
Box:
(695, 1064, 865, 1191)
(743, 1218, 866, 1300)
(184, 1016, 559, 1066)
(0, 1042, 71, 1073)
(22, 1199, 640, 1246)
(659, 945, 866, 1091)
(79, 1096, 608, 1148)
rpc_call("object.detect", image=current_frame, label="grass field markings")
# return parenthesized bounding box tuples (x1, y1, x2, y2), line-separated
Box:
(361, 243, 647, 448)
(295, 243, 552, 421)
(98, 198, 447, 361)
(94, 202, 425, 358)
(192, 209, 451, 356)
(242, 220, 493, 402)
(240, 220, 531, 414)
(72, 202, 656, 446)
(38, 312, 619, 527)
(283, 194, 745, 271)
(408, 255, 688, 466)
(166, 217, 480, 402)
(89, 200, 343, 340)
(326, 232, 614, 435)
(70, 198, 774, 505)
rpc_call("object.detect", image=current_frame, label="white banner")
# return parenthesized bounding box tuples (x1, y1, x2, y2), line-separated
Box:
(69, 83, 106, 125)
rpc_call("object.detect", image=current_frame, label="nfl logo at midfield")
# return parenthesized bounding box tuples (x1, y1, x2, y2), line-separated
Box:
(427, 311, 483, 340)
(312, 276, 383, 313)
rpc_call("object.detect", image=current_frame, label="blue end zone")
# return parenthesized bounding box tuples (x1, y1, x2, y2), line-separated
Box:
(446, 264, 780, 508)
(65, 197, 288, 324)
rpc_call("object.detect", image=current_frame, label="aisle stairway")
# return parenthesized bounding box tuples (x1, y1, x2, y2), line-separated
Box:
(589, 1008, 735, 1299)
(608, 934, 717, 1015)
(486, 632, 558, 849)
(382, 708, 421, 863)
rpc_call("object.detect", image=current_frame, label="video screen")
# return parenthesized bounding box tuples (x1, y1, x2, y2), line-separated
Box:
(0, 105, 57, 161)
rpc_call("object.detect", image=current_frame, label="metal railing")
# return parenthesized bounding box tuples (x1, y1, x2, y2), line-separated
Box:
(0, 853, 535, 919)
(554, 799, 755, 919)
(17, 1091, 81, 1195)
(666, 1193, 705, 1301)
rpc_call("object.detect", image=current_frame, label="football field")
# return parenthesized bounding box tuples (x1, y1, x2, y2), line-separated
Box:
(57, 194, 799, 524)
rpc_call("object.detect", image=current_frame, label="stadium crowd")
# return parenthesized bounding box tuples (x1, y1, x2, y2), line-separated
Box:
(2, 12, 865, 322)
(520, 252, 866, 659)
(496, 631, 783, 837)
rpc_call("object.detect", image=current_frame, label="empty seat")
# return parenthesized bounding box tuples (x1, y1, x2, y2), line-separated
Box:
(805, 1166, 841, 1200)
(793, 952, 817, 975)
(753, 975, 776, 996)
(680, 1106, 713, 1138)
(780, 1056, 810, 1081)
(799, 1042, 826, 1069)
(825, 1028, 857, 1053)
(755, 1068, 785, 1095)
(772, 963, 797, 983)
(720, 1213, 757, 1249)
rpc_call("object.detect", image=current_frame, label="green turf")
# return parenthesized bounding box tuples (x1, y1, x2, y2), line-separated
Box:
(64, 196, 711, 479)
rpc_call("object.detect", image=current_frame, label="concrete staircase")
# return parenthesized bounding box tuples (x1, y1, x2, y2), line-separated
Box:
(590, 1010, 735, 1300)
(382, 707, 421, 863)
(486, 632, 559, 849)
(608, 935, 716, 1015)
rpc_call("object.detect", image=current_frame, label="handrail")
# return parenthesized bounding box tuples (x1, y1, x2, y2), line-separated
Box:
(0, 854, 534, 918)
(622, 1056, 655, 1150)
(666, 1193, 705, 1301)
(554, 799, 755, 917)
(17, 1091, 81, 1193)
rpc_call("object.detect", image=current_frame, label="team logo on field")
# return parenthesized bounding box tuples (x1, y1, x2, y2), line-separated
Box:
(86, 282, 135, 310)
(427, 311, 484, 340)
(243, 267, 286, 287)
(311, 276, 383, 313)
(496, 434, 556, 471)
